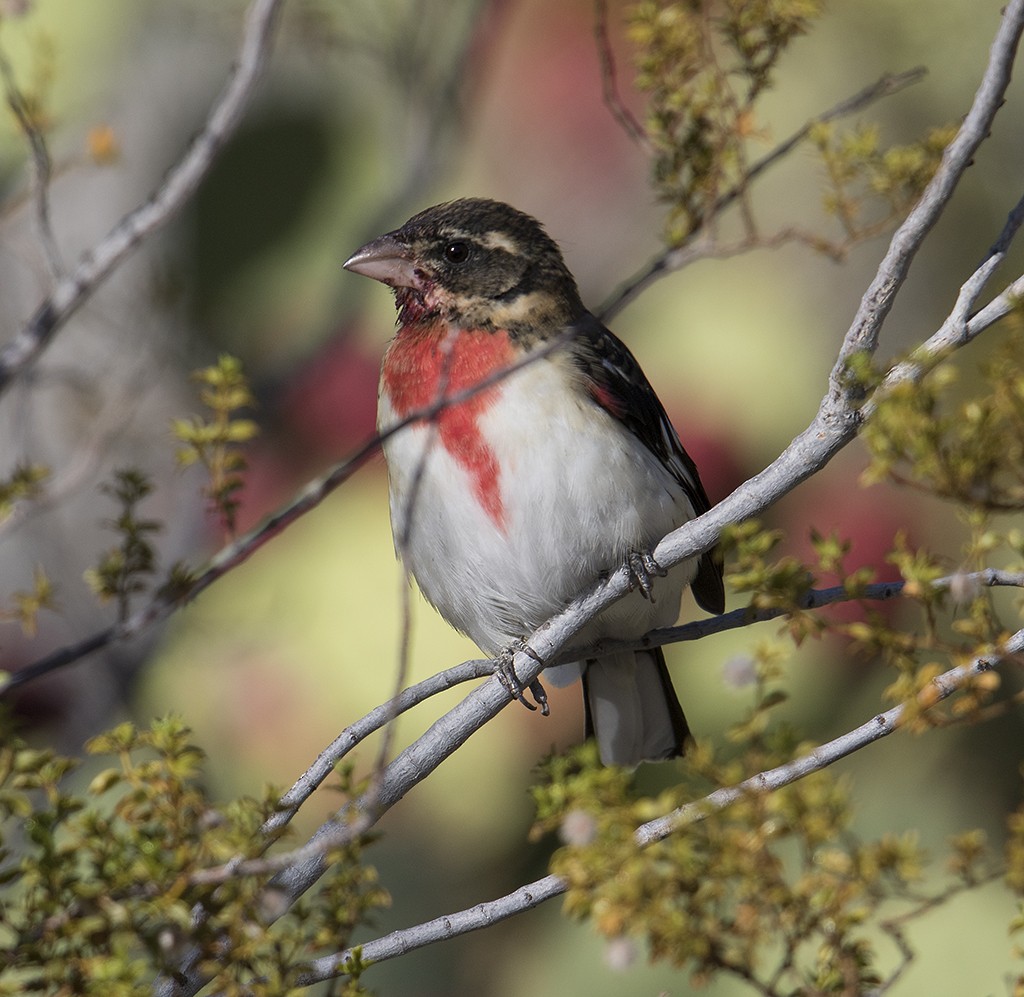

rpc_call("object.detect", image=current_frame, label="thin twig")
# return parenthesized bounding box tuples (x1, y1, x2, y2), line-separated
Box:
(586, 567, 1024, 657)
(0, 0, 286, 397)
(888, 188, 1024, 373)
(745, 67, 928, 199)
(875, 869, 1004, 995)
(0, 359, 173, 539)
(192, 662, 495, 885)
(593, 0, 649, 149)
(598, 66, 928, 320)
(0, 43, 64, 280)
(260, 661, 493, 838)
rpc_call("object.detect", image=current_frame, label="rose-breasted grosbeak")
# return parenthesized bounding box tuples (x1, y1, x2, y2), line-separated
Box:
(344, 198, 723, 766)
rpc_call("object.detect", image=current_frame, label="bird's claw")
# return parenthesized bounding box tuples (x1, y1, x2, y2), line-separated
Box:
(495, 640, 550, 716)
(626, 549, 666, 602)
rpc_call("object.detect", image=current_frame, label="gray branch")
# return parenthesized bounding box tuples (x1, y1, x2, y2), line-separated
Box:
(294, 626, 1024, 987)
(251, 568, 1024, 847)
(0, 0, 286, 397)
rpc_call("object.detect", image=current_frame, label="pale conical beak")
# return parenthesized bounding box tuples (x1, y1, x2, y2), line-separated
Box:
(343, 234, 424, 290)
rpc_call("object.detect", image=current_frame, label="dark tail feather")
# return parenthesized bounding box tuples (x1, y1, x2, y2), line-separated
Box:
(582, 647, 690, 766)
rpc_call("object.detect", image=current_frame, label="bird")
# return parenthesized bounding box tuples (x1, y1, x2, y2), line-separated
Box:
(343, 197, 724, 766)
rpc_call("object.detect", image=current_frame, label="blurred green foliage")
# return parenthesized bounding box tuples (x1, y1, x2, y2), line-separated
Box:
(532, 649, 1019, 994)
(83, 469, 161, 622)
(630, 0, 825, 242)
(172, 354, 259, 540)
(80, 354, 263, 625)
(0, 462, 48, 521)
(863, 330, 1024, 512)
(0, 714, 387, 996)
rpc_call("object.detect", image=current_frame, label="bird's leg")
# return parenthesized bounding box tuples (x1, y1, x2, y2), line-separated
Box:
(495, 639, 550, 716)
(625, 548, 667, 602)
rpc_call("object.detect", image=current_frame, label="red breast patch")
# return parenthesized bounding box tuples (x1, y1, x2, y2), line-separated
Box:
(382, 325, 515, 528)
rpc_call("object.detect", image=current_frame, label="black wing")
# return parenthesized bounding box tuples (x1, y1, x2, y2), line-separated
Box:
(570, 311, 725, 615)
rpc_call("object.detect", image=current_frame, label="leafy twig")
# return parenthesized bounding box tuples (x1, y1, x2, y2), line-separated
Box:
(598, 66, 928, 321)
(83, 469, 160, 622)
(173, 355, 259, 539)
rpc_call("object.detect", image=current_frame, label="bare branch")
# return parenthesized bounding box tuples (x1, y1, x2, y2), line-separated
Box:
(964, 270, 1024, 337)
(886, 188, 1024, 376)
(295, 627, 1023, 987)
(593, 0, 649, 149)
(841, 189, 1024, 426)
(0, 362, 169, 539)
(260, 661, 493, 838)
(0, 0, 286, 397)
(583, 567, 1024, 658)
(831, 0, 1024, 383)
(298, 874, 567, 986)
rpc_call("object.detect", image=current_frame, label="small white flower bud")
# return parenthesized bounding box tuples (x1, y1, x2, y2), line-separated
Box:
(604, 936, 637, 971)
(559, 808, 597, 846)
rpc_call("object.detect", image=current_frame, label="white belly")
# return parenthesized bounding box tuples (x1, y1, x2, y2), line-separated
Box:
(379, 357, 698, 655)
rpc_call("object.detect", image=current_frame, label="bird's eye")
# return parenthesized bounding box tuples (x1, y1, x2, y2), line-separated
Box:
(444, 241, 470, 264)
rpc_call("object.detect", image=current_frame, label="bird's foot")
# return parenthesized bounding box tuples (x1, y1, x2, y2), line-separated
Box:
(626, 548, 666, 602)
(495, 639, 549, 716)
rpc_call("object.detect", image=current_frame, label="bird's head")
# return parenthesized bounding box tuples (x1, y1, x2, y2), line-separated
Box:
(344, 198, 585, 335)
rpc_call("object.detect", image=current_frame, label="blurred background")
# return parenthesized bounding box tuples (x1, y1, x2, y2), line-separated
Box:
(1, 0, 1022, 993)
